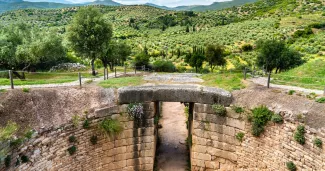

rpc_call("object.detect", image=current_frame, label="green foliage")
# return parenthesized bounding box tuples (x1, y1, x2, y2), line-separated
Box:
(0, 89, 6, 93)
(68, 136, 77, 143)
(24, 130, 34, 139)
(205, 44, 227, 72)
(5, 155, 11, 167)
(83, 119, 90, 129)
(251, 106, 273, 137)
(294, 125, 305, 145)
(90, 135, 98, 145)
(313, 138, 322, 148)
(185, 46, 205, 73)
(99, 76, 144, 88)
(71, 114, 80, 127)
(10, 138, 23, 148)
(134, 51, 150, 67)
(67, 145, 77, 155)
(99, 118, 123, 137)
(271, 114, 283, 124)
(288, 90, 295, 95)
(236, 132, 245, 142)
(67, 6, 113, 75)
(152, 60, 175, 72)
(212, 104, 226, 117)
(292, 27, 313, 38)
(286, 161, 297, 171)
(241, 44, 253, 52)
(22, 88, 30, 93)
(0, 121, 18, 141)
(21, 155, 29, 163)
(316, 97, 325, 103)
(15, 158, 20, 167)
(232, 106, 244, 113)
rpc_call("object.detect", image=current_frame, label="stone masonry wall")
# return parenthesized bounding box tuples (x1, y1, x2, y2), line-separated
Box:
(191, 103, 325, 171)
(0, 102, 157, 171)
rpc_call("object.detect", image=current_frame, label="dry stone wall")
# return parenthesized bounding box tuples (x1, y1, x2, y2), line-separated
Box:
(0, 103, 157, 171)
(191, 103, 325, 171)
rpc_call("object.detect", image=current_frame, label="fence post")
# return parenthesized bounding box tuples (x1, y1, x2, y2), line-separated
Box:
(9, 70, 14, 89)
(135, 67, 137, 75)
(124, 65, 126, 75)
(244, 67, 247, 80)
(267, 72, 271, 88)
(103, 68, 106, 80)
(78, 72, 82, 88)
(115, 68, 117, 78)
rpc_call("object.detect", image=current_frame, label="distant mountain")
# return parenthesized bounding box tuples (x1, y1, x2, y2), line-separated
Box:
(144, 3, 171, 10)
(25, 0, 73, 4)
(87, 0, 120, 6)
(173, 0, 258, 11)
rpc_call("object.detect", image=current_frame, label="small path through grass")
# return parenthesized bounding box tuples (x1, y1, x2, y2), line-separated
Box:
(156, 102, 188, 171)
(250, 77, 324, 95)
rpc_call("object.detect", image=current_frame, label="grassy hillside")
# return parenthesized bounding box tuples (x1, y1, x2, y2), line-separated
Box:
(174, 0, 258, 11)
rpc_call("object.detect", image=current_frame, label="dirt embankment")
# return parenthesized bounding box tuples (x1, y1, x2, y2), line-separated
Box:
(0, 87, 116, 133)
(233, 84, 325, 129)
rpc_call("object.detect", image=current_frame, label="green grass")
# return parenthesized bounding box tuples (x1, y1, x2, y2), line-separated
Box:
(272, 58, 325, 90)
(200, 72, 245, 91)
(98, 76, 144, 88)
(0, 121, 19, 141)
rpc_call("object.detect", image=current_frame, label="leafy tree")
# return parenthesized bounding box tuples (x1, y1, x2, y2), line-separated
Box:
(67, 7, 113, 75)
(186, 25, 190, 32)
(256, 39, 304, 73)
(99, 41, 131, 71)
(134, 51, 150, 67)
(205, 44, 226, 72)
(185, 46, 205, 73)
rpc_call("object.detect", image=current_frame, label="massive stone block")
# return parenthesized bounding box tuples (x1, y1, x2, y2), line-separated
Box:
(118, 84, 232, 105)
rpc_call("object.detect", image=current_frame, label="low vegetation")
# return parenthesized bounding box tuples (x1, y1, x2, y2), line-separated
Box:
(98, 118, 123, 137)
(98, 77, 144, 88)
(250, 105, 273, 137)
(68, 136, 77, 143)
(212, 104, 226, 117)
(236, 132, 245, 142)
(232, 106, 244, 113)
(316, 97, 325, 103)
(67, 146, 77, 155)
(201, 72, 244, 91)
(271, 114, 284, 124)
(294, 125, 306, 145)
(313, 138, 322, 148)
(90, 135, 98, 145)
(286, 161, 297, 171)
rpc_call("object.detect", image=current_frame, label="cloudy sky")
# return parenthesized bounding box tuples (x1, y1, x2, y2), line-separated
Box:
(36, 0, 231, 7)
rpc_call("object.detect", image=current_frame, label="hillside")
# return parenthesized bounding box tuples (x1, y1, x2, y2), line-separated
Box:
(174, 0, 258, 11)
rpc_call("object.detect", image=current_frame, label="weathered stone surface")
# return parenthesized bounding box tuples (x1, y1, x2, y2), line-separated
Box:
(118, 85, 232, 105)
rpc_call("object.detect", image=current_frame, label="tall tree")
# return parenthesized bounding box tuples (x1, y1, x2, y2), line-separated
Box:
(67, 7, 112, 76)
(205, 44, 226, 72)
(99, 41, 131, 71)
(256, 39, 304, 73)
(185, 46, 205, 73)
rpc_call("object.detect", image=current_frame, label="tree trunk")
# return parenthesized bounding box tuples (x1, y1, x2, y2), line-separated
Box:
(195, 66, 198, 73)
(91, 59, 96, 76)
(108, 62, 114, 71)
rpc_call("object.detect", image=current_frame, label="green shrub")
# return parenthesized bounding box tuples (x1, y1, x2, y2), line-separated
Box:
(72, 114, 80, 127)
(232, 106, 244, 113)
(0, 89, 6, 93)
(67, 146, 77, 155)
(236, 132, 244, 142)
(294, 125, 305, 145)
(314, 138, 322, 148)
(10, 138, 23, 148)
(22, 88, 30, 93)
(0, 121, 19, 141)
(83, 119, 90, 129)
(24, 130, 34, 139)
(15, 158, 20, 166)
(271, 114, 283, 124)
(316, 97, 325, 103)
(152, 60, 175, 72)
(251, 106, 273, 137)
(288, 90, 295, 95)
(286, 161, 297, 171)
(68, 136, 77, 143)
(5, 155, 11, 167)
(241, 44, 253, 51)
(21, 155, 29, 163)
(212, 104, 226, 117)
(90, 135, 98, 145)
(99, 119, 123, 137)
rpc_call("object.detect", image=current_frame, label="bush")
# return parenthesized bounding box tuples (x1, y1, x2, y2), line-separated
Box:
(316, 97, 325, 103)
(152, 60, 175, 72)
(288, 90, 295, 95)
(83, 119, 90, 129)
(67, 146, 77, 155)
(314, 138, 322, 148)
(0, 121, 18, 141)
(90, 135, 98, 145)
(5, 155, 11, 167)
(241, 44, 253, 51)
(21, 155, 29, 163)
(72, 114, 80, 127)
(294, 125, 305, 145)
(176, 65, 187, 72)
(251, 106, 273, 137)
(10, 138, 23, 148)
(286, 161, 297, 171)
(212, 104, 226, 117)
(99, 119, 123, 137)
(271, 114, 283, 124)
(236, 132, 244, 142)
(68, 136, 77, 143)
(232, 106, 244, 113)
(22, 88, 30, 93)
(24, 130, 34, 139)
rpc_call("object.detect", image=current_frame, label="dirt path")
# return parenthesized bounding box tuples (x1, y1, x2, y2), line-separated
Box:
(156, 102, 188, 171)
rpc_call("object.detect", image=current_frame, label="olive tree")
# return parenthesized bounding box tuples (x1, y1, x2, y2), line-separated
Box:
(67, 7, 112, 75)
(205, 44, 226, 72)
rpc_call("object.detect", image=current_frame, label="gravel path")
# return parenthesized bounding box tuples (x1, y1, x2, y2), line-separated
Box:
(250, 77, 324, 95)
(0, 72, 138, 89)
